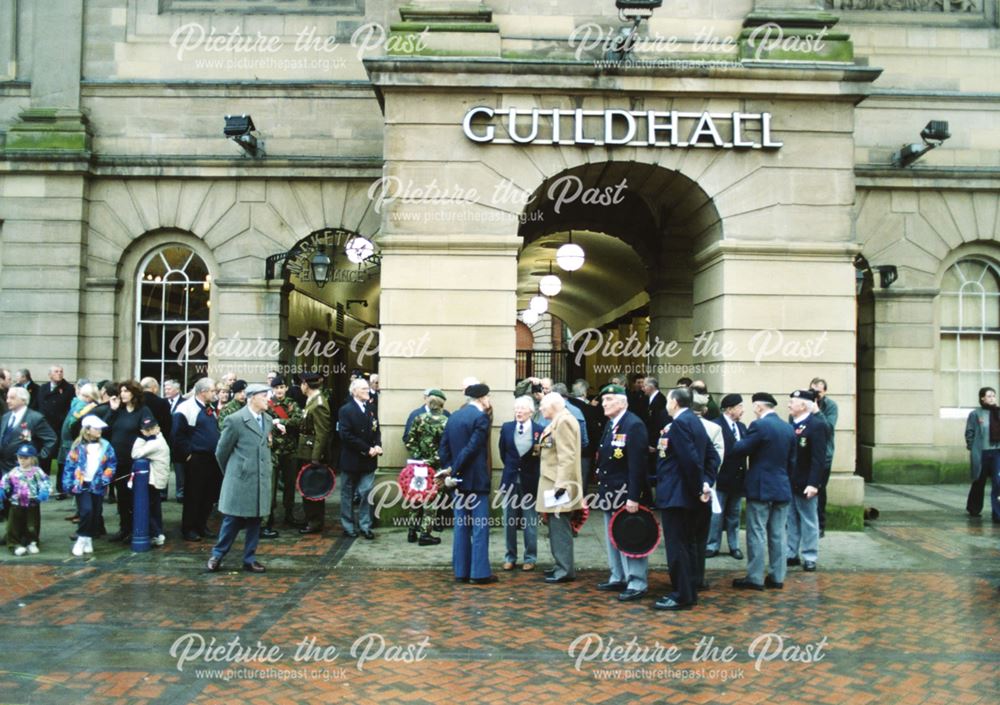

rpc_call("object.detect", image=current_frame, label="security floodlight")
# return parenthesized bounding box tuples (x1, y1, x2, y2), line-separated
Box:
(224, 114, 262, 157)
(616, 0, 663, 21)
(891, 120, 950, 168)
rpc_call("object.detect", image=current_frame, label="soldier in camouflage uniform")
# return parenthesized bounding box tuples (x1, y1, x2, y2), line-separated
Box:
(217, 380, 248, 429)
(263, 375, 302, 534)
(404, 390, 448, 545)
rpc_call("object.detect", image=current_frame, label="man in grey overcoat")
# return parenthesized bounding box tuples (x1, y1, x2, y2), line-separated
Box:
(208, 384, 273, 573)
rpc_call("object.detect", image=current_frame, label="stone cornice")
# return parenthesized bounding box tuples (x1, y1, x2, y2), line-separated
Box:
(0, 154, 383, 178)
(855, 165, 1000, 190)
(693, 239, 862, 268)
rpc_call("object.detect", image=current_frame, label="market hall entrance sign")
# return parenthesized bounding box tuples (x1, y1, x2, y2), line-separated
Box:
(462, 107, 782, 149)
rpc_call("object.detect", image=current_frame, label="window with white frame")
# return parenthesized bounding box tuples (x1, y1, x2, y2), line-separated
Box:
(136, 245, 211, 391)
(940, 258, 1000, 411)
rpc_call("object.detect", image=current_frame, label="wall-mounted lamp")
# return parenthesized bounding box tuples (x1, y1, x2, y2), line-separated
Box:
(891, 120, 950, 168)
(224, 114, 263, 157)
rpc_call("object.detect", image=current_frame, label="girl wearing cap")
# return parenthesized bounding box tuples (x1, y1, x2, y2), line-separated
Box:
(1, 444, 51, 555)
(64, 416, 117, 557)
(131, 414, 171, 546)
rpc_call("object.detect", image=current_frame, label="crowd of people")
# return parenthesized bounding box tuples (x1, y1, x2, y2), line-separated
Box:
(2, 364, 996, 601)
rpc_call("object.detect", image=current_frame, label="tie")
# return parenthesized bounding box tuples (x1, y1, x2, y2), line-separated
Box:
(258, 415, 265, 433)
(518, 422, 524, 435)
(731, 422, 739, 441)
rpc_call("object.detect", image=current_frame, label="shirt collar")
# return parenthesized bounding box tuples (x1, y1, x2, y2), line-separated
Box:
(610, 409, 627, 428)
(793, 411, 811, 424)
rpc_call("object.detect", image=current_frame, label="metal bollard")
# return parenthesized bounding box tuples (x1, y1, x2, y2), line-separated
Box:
(131, 458, 151, 553)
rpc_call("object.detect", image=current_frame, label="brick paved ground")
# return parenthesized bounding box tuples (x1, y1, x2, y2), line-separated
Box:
(0, 484, 996, 705)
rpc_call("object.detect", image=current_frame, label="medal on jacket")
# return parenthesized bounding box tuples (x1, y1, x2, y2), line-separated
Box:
(657, 436, 669, 458)
(20, 423, 30, 441)
(611, 433, 626, 459)
(613, 448, 623, 459)
(372, 418, 379, 431)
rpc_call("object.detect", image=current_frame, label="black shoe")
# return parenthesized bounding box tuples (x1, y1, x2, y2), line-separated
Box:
(618, 588, 647, 602)
(183, 531, 202, 542)
(417, 533, 441, 546)
(732, 577, 764, 591)
(544, 568, 556, 577)
(69, 533, 78, 541)
(299, 526, 322, 535)
(408, 527, 418, 543)
(362, 530, 375, 540)
(55, 492, 68, 501)
(705, 549, 719, 558)
(765, 575, 784, 590)
(819, 529, 825, 538)
(198, 527, 216, 539)
(786, 557, 801, 567)
(730, 549, 744, 560)
(697, 581, 710, 591)
(107, 531, 127, 542)
(803, 560, 817, 572)
(544, 575, 575, 584)
(121, 534, 133, 544)
(176, 495, 184, 504)
(243, 561, 266, 573)
(261, 528, 280, 539)
(469, 575, 499, 585)
(342, 530, 358, 538)
(653, 596, 694, 611)
(454, 576, 470, 583)
(597, 581, 627, 592)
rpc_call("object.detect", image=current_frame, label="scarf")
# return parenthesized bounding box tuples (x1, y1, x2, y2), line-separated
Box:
(986, 404, 1000, 445)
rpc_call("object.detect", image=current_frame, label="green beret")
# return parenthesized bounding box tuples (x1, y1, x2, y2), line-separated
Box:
(600, 384, 627, 396)
(426, 389, 447, 401)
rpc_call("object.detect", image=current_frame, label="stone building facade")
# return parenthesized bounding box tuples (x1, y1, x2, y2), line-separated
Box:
(1, 0, 998, 521)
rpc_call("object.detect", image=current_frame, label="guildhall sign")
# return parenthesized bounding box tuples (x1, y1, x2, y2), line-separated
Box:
(462, 107, 782, 149)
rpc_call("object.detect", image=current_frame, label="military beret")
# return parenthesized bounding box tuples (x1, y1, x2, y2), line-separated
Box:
(790, 389, 816, 402)
(246, 383, 270, 397)
(600, 384, 627, 396)
(464, 383, 490, 399)
(719, 393, 743, 409)
(270, 375, 286, 388)
(15, 444, 37, 457)
(230, 379, 248, 394)
(751, 392, 777, 405)
(426, 389, 447, 401)
(300, 372, 324, 385)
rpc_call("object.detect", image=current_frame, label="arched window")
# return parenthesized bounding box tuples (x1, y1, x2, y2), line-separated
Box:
(136, 245, 211, 390)
(940, 258, 1000, 409)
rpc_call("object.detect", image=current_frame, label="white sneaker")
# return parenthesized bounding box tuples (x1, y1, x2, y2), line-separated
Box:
(153, 534, 166, 547)
(27, 542, 39, 555)
(71, 539, 84, 557)
(83, 537, 94, 554)
(14, 546, 27, 556)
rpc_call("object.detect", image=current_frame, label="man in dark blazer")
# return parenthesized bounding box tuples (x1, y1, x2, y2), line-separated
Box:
(14, 369, 39, 410)
(140, 377, 173, 440)
(653, 387, 715, 611)
(730, 392, 795, 590)
(36, 366, 74, 441)
(337, 377, 382, 539)
(439, 383, 494, 585)
(708, 394, 748, 559)
(498, 396, 543, 571)
(1, 386, 58, 471)
(593, 383, 650, 602)
(786, 389, 827, 572)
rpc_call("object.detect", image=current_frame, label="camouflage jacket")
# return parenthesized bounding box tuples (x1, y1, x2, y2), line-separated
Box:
(265, 396, 302, 459)
(405, 411, 448, 469)
(296, 391, 331, 463)
(218, 399, 246, 430)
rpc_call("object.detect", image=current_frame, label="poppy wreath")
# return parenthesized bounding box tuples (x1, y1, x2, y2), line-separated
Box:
(397, 461, 439, 505)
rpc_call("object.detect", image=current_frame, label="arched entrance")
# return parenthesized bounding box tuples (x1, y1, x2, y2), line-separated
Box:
(516, 162, 723, 392)
(277, 227, 381, 406)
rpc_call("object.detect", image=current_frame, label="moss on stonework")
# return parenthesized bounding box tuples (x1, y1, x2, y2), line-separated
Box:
(872, 460, 969, 485)
(389, 22, 499, 33)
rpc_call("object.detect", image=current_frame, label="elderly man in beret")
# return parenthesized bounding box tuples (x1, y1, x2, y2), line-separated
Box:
(208, 384, 273, 573)
(593, 383, 650, 601)
(439, 383, 495, 585)
(786, 389, 827, 572)
(730, 392, 796, 591)
(707, 394, 748, 559)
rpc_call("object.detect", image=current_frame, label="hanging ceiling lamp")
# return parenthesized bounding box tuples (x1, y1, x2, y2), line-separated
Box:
(556, 230, 585, 272)
(521, 308, 539, 325)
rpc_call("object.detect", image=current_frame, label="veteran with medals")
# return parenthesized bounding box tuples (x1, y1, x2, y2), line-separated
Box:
(535, 392, 584, 584)
(337, 376, 382, 539)
(263, 375, 302, 535)
(593, 383, 651, 601)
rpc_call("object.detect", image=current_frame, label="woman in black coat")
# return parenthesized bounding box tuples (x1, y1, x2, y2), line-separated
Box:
(101, 380, 146, 541)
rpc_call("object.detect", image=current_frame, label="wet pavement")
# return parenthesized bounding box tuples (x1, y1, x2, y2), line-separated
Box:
(0, 483, 996, 704)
